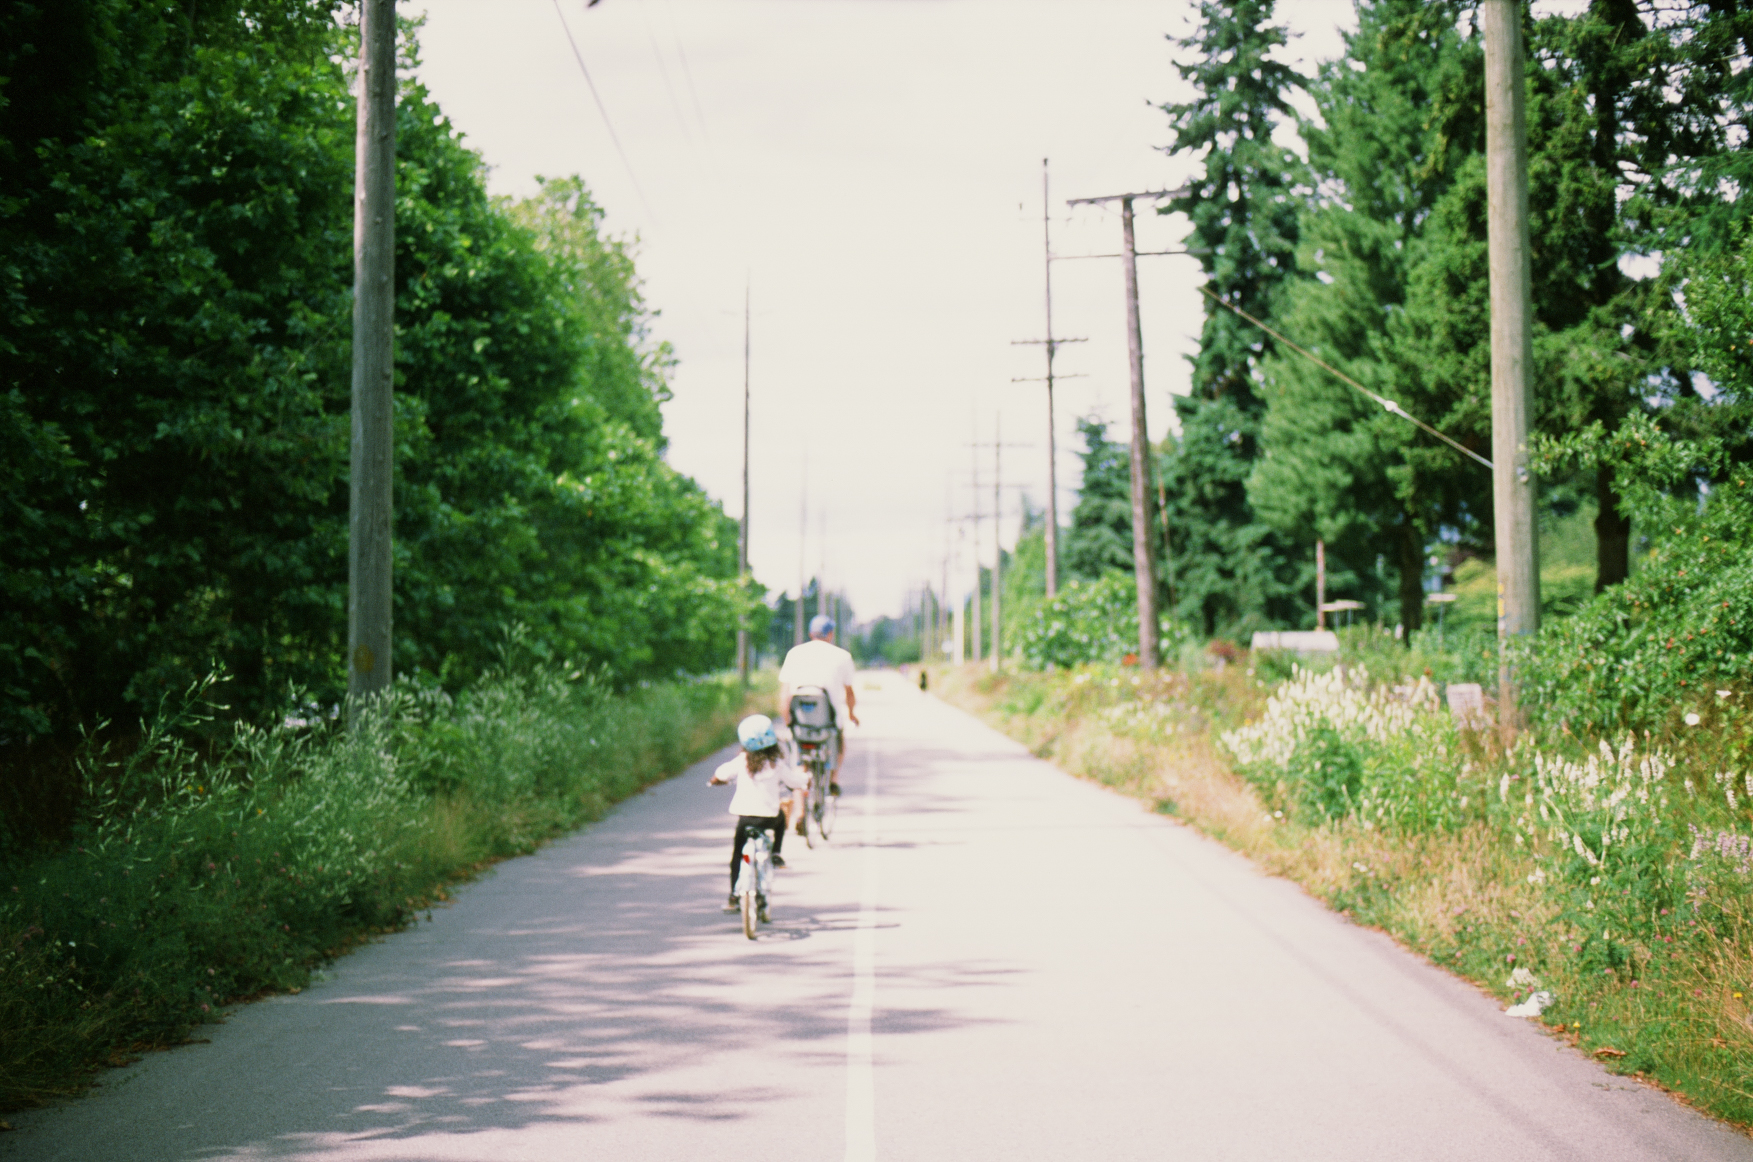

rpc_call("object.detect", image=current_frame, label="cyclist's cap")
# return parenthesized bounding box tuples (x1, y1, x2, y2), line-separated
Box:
(737, 714, 778, 752)
(809, 614, 835, 637)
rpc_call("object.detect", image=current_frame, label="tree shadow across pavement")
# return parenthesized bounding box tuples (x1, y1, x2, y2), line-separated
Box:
(0, 747, 1008, 1162)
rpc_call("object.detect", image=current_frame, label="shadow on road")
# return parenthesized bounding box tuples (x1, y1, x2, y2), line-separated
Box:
(2, 743, 1009, 1162)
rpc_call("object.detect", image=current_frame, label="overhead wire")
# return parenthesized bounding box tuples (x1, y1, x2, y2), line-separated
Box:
(636, 0, 704, 162)
(1197, 286, 1494, 471)
(660, 0, 716, 156)
(550, 0, 658, 224)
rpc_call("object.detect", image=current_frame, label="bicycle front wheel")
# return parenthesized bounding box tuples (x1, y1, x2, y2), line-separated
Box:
(741, 891, 758, 939)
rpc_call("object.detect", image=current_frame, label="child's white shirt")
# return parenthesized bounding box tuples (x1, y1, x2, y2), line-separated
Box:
(714, 752, 806, 817)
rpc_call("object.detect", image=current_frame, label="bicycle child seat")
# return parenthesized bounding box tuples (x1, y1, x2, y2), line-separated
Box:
(788, 685, 837, 742)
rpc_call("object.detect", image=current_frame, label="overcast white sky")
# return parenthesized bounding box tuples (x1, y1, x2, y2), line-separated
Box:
(408, 0, 1361, 621)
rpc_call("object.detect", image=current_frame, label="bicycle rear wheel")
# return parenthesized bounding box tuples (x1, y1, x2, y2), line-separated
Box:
(816, 774, 837, 840)
(741, 891, 757, 939)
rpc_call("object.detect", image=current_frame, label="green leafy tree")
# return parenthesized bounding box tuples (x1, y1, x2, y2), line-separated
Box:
(1001, 501, 1049, 653)
(0, 4, 750, 765)
(1157, 0, 1308, 638)
(0, 0, 356, 742)
(1388, 2, 1753, 597)
(1247, 0, 1488, 635)
(1526, 415, 1752, 735)
(386, 126, 747, 686)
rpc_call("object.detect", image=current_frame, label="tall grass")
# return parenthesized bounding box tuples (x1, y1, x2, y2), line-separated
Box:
(0, 665, 755, 1111)
(932, 658, 1753, 1129)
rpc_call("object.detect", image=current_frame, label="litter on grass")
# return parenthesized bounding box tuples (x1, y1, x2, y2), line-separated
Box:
(1506, 990, 1555, 1018)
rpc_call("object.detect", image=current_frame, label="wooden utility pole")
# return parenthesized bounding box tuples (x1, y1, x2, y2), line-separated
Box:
(948, 515, 965, 665)
(1009, 159, 1089, 601)
(736, 284, 751, 684)
(348, 0, 396, 717)
(991, 415, 1003, 674)
(1121, 196, 1157, 670)
(1063, 186, 1185, 669)
(940, 508, 951, 664)
(1039, 159, 1058, 602)
(795, 456, 806, 647)
(965, 428, 1030, 671)
(969, 437, 983, 663)
(1483, 0, 1540, 736)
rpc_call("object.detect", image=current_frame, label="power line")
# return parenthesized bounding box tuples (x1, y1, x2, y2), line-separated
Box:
(551, 0, 657, 223)
(659, 0, 715, 155)
(1198, 286, 1494, 472)
(636, 0, 705, 166)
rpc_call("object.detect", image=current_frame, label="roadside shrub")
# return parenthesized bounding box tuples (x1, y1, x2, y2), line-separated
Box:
(0, 665, 745, 1110)
(1016, 573, 1194, 670)
(1684, 826, 1753, 937)
(1220, 666, 1477, 830)
(1525, 420, 1753, 738)
(1519, 738, 1687, 969)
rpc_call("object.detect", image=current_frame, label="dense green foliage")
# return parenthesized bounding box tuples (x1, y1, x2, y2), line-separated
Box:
(1156, 0, 1307, 637)
(0, 3, 748, 773)
(1143, 0, 1750, 644)
(1014, 573, 1193, 671)
(1061, 418, 1133, 581)
(0, 662, 748, 1109)
(1, 0, 358, 746)
(1523, 421, 1753, 735)
(1247, 0, 1489, 635)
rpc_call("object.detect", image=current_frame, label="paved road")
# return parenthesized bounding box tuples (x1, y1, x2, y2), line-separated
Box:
(6, 672, 1750, 1161)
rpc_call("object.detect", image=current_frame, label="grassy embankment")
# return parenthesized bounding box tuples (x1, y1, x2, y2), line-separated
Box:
(0, 667, 767, 1112)
(930, 649, 1753, 1130)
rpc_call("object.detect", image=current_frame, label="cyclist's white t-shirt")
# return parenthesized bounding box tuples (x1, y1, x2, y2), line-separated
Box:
(779, 639, 856, 725)
(716, 753, 805, 817)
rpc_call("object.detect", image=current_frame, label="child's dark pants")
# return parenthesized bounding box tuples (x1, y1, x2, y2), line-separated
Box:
(730, 815, 784, 893)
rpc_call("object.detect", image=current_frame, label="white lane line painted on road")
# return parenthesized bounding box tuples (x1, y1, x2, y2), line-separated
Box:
(845, 740, 879, 1162)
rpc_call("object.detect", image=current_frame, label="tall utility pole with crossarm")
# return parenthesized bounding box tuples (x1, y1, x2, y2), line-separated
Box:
(348, 0, 396, 718)
(736, 284, 751, 684)
(1011, 158, 1088, 601)
(1063, 186, 1187, 670)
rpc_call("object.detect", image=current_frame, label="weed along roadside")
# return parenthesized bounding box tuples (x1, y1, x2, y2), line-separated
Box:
(0, 668, 768, 1113)
(929, 655, 1753, 1132)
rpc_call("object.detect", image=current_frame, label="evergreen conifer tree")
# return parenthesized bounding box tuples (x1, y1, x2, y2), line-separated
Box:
(1062, 418, 1134, 582)
(1157, 0, 1309, 637)
(1246, 0, 1488, 636)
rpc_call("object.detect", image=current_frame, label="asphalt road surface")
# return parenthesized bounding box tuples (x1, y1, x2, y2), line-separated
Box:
(6, 672, 1750, 1161)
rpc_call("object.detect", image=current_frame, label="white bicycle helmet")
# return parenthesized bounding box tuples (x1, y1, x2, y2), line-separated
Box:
(737, 714, 779, 752)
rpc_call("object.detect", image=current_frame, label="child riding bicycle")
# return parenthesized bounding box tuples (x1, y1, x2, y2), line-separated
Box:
(710, 715, 807, 917)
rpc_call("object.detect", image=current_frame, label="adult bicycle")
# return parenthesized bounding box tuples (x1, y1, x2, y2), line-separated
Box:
(797, 734, 839, 846)
(788, 686, 840, 847)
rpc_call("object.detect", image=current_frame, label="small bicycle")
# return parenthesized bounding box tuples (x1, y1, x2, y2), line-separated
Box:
(734, 826, 774, 939)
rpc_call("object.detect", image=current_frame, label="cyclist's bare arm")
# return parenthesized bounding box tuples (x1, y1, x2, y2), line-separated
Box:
(844, 685, 860, 727)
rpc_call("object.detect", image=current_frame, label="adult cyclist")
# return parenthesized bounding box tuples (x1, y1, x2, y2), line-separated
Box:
(779, 614, 859, 828)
